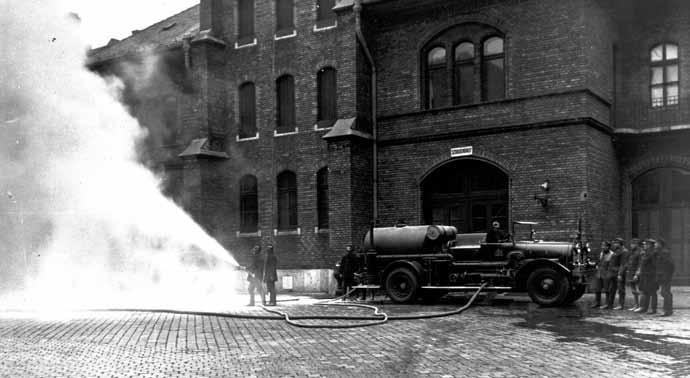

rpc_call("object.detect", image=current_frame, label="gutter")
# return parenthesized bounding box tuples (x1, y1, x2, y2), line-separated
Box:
(353, 0, 378, 223)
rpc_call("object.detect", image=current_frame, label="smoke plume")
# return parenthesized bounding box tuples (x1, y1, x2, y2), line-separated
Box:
(0, 0, 240, 312)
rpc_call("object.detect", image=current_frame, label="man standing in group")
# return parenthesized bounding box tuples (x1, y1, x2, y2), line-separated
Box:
(591, 241, 614, 309)
(247, 245, 265, 306)
(626, 238, 642, 311)
(634, 239, 658, 314)
(263, 244, 278, 306)
(612, 237, 629, 310)
(655, 238, 675, 316)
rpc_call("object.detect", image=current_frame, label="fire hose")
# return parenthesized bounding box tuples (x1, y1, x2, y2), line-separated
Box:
(92, 284, 486, 329)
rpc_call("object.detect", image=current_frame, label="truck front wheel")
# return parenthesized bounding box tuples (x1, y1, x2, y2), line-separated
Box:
(385, 267, 419, 303)
(526, 267, 570, 307)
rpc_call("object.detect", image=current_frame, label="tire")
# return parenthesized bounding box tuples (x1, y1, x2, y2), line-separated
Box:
(564, 284, 586, 305)
(526, 267, 570, 307)
(385, 267, 419, 304)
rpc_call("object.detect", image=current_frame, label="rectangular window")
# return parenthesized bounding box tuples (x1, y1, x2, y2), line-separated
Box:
(316, 0, 335, 28)
(276, 0, 294, 34)
(238, 0, 254, 43)
(454, 64, 474, 105)
(482, 58, 504, 101)
(277, 75, 296, 133)
(239, 83, 256, 139)
(428, 67, 450, 108)
(317, 68, 337, 127)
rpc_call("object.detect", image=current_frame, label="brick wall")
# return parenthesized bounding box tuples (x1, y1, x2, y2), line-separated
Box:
(185, 0, 363, 269)
(614, 0, 690, 130)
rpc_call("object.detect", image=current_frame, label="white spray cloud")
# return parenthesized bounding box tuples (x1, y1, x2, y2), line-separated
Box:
(0, 0, 241, 313)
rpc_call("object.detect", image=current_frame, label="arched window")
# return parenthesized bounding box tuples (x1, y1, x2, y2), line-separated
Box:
(276, 0, 294, 33)
(317, 67, 337, 127)
(237, 0, 254, 42)
(239, 175, 258, 233)
(276, 74, 296, 133)
(238, 82, 256, 138)
(426, 46, 449, 109)
(482, 36, 505, 101)
(454, 42, 475, 105)
(277, 171, 298, 230)
(650, 43, 679, 107)
(316, 167, 329, 229)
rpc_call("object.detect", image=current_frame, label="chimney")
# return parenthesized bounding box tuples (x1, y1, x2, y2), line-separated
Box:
(200, 0, 226, 38)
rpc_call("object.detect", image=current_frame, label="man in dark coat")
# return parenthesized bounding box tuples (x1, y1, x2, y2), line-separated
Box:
(247, 245, 265, 306)
(634, 238, 658, 314)
(612, 237, 629, 310)
(339, 245, 359, 296)
(485, 221, 509, 243)
(591, 241, 614, 309)
(263, 244, 278, 306)
(625, 238, 642, 311)
(655, 238, 675, 316)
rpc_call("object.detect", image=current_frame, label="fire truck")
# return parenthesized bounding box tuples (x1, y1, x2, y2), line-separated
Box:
(352, 221, 595, 307)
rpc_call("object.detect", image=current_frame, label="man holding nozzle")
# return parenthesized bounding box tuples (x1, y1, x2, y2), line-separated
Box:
(263, 244, 278, 306)
(247, 245, 265, 306)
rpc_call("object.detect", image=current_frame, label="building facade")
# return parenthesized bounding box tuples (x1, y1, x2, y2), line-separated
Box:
(88, 0, 690, 287)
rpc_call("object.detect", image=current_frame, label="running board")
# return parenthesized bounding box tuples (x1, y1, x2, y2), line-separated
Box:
(421, 286, 513, 291)
(352, 285, 512, 291)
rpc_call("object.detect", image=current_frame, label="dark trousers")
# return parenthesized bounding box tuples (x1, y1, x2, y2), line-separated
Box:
(248, 277, 265, 305)
(593, 277, 613, 306)
(614, 273, 626, 306)
(266, 281, 276, 305)
(629, 279, 640, 306)
(659, 281, 673, 314)
(607, 277, 619, 307)
(639, 289, 658, 312)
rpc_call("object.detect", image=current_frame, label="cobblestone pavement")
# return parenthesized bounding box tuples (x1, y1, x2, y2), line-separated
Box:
(0, 289, 689, 378)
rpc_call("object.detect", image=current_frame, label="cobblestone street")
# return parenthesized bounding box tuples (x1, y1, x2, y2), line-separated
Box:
(1, 290, 689, 378)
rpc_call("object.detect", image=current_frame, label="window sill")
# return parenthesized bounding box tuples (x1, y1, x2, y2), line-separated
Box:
(274, 227, 301, 236)
(274, 128, 299, 137)
(314, 227, 329, 234)
(274, 30, 297, 40)
(237, 133, 259, 142)
(235, 38, 257, 49)
(236, 230, 262, 238)
(313, 121, 335, 131)
(314, 21, 337, 32)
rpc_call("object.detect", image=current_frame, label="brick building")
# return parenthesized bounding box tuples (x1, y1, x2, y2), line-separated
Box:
(87, 0, 690, 287)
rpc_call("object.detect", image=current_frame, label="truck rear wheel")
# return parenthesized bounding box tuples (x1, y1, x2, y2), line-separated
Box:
(385, 267, 419, 303)
(526, 267, 570, 307)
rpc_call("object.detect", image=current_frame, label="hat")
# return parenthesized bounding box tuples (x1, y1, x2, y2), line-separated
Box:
(630, 237, 640, 243)
(601, 240, 611, 247)
(655, 237, 666, 246)
(492, 221, 500, 228)
(643, 238, 656, 245)
(612, 237, 624, 244)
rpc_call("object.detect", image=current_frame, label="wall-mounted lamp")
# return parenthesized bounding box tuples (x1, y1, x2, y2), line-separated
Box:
(534, 180, 550, 208)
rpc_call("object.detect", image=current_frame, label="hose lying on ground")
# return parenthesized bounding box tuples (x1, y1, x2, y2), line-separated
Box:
(87, 283, 486, 329)
(261, 283, 487, 328)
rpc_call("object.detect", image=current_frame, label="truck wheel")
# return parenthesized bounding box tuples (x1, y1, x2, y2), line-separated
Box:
(526, 267, 570, 307)
(564, 284, 586, 305)
(385, 267, 419, 303)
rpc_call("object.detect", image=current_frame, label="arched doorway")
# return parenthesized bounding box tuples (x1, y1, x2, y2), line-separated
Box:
(422, 159, 509, 233)
(633, 167, 690, 283)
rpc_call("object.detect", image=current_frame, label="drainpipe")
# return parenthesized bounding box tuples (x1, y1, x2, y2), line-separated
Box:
(353, 0, 378, 224)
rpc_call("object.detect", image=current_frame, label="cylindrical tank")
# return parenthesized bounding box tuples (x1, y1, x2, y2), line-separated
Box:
(362, 225, 457, 254)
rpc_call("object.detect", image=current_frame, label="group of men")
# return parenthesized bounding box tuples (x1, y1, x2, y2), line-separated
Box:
(246, 244, 278, 306)
(591, 237, 675, 316)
